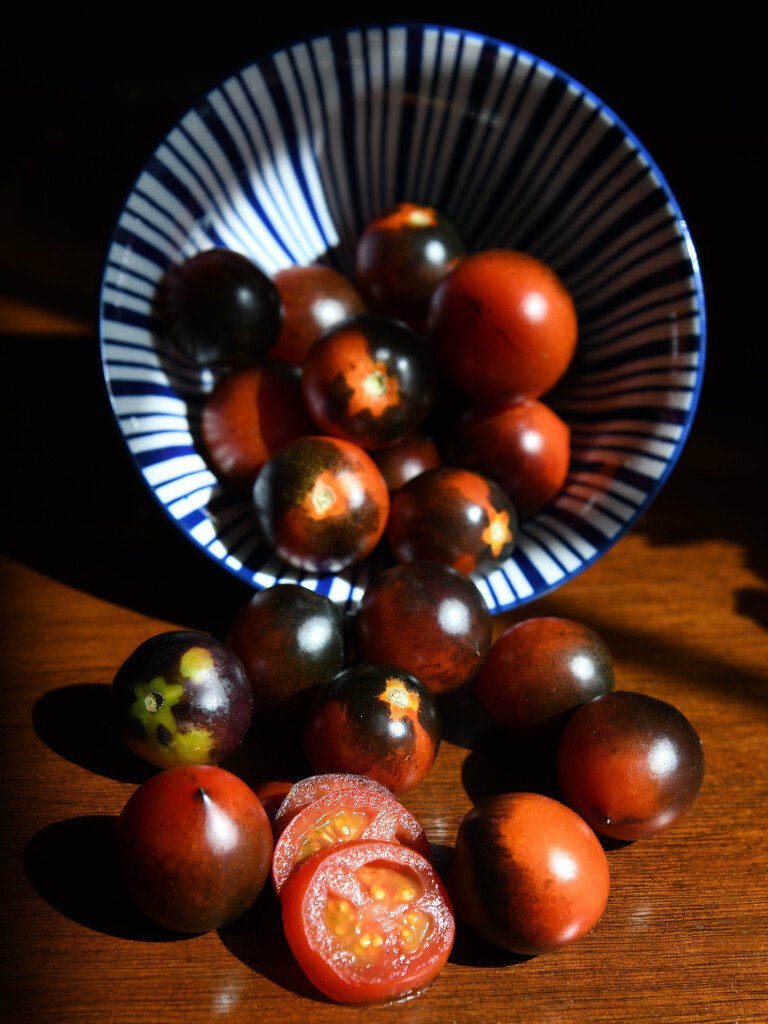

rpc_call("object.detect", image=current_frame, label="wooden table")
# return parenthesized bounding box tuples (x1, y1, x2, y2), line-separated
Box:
(3, 10, 766, 1023)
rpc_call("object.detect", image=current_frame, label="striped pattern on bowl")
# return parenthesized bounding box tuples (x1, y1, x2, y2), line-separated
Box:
(99, 24, 705, 613)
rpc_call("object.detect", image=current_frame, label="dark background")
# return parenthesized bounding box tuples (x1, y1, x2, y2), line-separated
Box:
(0, 3, 762, 625)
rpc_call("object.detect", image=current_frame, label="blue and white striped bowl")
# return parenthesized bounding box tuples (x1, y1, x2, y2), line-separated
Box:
(99, 24, 705, 614)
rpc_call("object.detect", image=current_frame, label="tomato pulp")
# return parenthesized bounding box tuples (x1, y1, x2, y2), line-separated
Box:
(281, 840, 455, 1004)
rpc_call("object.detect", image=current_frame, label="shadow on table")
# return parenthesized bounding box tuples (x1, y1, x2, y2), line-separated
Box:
(22, 815, 183, 942)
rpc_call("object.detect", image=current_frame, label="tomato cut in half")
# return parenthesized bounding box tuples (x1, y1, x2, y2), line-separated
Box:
(274, 773, 393, 837)
(281, 840, 455, 1004)
(272, 787, 432, 896)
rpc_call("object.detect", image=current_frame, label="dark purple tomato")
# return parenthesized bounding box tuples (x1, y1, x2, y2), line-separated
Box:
(114, 765, 273, 933)
(355, 202, 465, 332)
(446, 398, 571, 519)
(226, 584, 346, 716)
(446, 792, 610, 955)
(112, 631, 253, 769)
(355, 561, 492, 695)
(201, 362, 314, 490)
(268, 264, 367, 365)
(371, 432, 441, 492)
(301, 314, 437, 450)
(473, 617, 614, 736)
(428, 249, 577, 402)
(556, 691, 705, 840)
(387, 466, 517, 575)
(253, 436, 390, 573)
(161, 249, 282, 368)
(303, 664, 441, 795)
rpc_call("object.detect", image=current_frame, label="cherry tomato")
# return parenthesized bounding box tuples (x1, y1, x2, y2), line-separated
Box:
(355, 202, 465, 332)
(473, 617, 614, 737)
(201, 362, 314, 490)
(274, 773, 393, 836)
(446, 398, 571, 519)
(447, 792, 610, 955)
(226, 584, 346, 716)
(556, 691, 705, 840)
(161, 248, 282, 367)
(301, 314, 437, 450)
(281, 840, 455, 1004)
(371, 432, 441, 492)
(269, 264, 367, 365)
(253, 436, 390, 573)
(272, 787, 432, 895)
(253, 778, 296, 840)
(355, 561, 492, 695)
(303, 664, 441, 795)
(387, 466, 517, 574)
(114, 765, 273, 933)
(111, 631, 252, 769)
(428, 249, 577, 402)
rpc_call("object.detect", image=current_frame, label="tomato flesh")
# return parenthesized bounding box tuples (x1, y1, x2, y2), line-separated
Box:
(281, 840, 454, 1004)
(272, 787, 432, 895)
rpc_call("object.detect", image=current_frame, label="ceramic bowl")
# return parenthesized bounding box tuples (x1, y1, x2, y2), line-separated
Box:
(99, 24, 705, 613)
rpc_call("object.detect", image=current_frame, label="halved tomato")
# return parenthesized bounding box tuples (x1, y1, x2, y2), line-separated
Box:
(272, 787, 431, 895)
(281, 840, 454, 1004)
(274, 773, 392, 837)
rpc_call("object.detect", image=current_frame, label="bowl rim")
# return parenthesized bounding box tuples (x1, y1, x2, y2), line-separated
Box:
(97, 21, 706, 612)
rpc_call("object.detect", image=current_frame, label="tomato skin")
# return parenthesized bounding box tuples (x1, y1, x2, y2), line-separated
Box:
(355, 561, 492, 695)
(269, 264, 367, 365)
(473, 617, 614, 737)
(274, 773, 392, 836)
(556, 691, 705, 840)
(226, 584, 346, 717)
(201, 362, 314, 490)
(446, 398, 571, 519)
(114, 765, 273, 933)
(161, 248, 282, 368)
(301, 314, 437, 450)
(428, 249, 577, 402)
(355, 202, 465, 332)
(253, 436, 390, 573)
(281, 840, 455, 1004)
(371, 432, 441, 492)
(303, 664, 441, 795)
(111, 631, 252, 769)
(386, 466, 517, 575)
(446, 792, 610, 955)
(271, 787, 432, 895)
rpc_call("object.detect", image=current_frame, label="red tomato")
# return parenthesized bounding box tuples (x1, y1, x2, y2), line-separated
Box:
(114, 765, 273, 933)
(473, 617, 614, 737)
(281, 840, 455, 1004)
(201, 362, 314, 490)
(253, 436, 390, 573)
(274, 773, 392, 836)
(371, 432, 441, 492)
(447, 398, 571, 519)
(556, 691, 705, 840)
(386, 466, 517, 575)
(269, 264, 367, 365)
(428, 249, 577, 402)
(272, 787, 432, 895)
(446, 792, 609, 955)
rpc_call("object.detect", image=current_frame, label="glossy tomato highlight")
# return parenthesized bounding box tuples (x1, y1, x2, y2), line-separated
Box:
(114, 765, 273, 933)
(281, 840, 455, 1004)
(446, 792, 609, 955)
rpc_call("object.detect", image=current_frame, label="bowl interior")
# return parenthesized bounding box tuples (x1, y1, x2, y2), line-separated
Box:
(99, 24, 705, 613)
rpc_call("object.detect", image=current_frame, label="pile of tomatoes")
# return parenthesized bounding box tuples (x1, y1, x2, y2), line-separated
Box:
(104, 205, 705, 1005)
(167, 202, 578, 577)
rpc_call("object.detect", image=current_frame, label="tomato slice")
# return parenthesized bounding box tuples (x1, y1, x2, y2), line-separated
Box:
(274, 772, 392, 837)
(272, 788, 432, 896)
(281, 840, 454, 1004)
